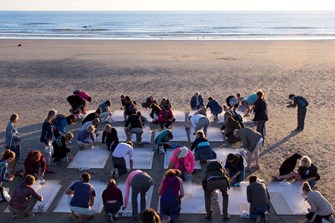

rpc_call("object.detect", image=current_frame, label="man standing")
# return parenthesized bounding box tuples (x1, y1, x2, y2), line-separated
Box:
(287, 94, 309, 131)
(111, 141, 134, 178)
(247, 175, 270, 222)
(202, 160, 231, 222)
(65, 172, 96, 223)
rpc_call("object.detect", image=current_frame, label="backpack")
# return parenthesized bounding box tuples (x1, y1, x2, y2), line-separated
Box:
(52, 114, 66, 127)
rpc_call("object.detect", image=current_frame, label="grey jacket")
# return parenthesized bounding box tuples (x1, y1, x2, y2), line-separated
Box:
(247, 181, 270, 213)
(5, 122, 20, 147)
(306, 191, 334, 216)
(240, 127, 262, 153)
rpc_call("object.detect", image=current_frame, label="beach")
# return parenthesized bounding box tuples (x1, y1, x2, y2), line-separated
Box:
(0, 39, 335, 223)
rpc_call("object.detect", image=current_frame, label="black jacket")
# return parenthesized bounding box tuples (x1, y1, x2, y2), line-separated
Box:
(253, 99, 268, 121)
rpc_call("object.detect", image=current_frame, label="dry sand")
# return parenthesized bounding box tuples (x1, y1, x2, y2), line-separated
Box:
(0, 39, 335, 223)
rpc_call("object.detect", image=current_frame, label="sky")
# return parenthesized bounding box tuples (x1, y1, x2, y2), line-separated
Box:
(1, 0, 334, 11)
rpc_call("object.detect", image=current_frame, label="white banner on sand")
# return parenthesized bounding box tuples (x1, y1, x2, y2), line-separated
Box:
(67, 146, 110, 169)
(4, 180, 62, 213)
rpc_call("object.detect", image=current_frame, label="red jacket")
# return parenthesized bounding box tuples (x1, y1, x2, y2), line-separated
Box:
(24, 151, 46, 176)
(158, 109, 174, 123)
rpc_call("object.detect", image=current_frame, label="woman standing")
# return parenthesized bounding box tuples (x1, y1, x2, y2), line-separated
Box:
(40, 110, 57, 165)
(4, 113, 21, 175)
(253, 90, 268, 141)
(158, 169, 184, 223)
(302, 182, 334, 223)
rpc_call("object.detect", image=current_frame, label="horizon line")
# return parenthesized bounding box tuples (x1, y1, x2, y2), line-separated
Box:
(1, 9, 335, 12)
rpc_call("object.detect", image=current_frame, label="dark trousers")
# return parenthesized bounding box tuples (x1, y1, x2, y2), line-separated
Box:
(256, 120, 266, 139)
(297, 107, 307, 130)
(106, 140, 119, 153)
(112, 156, 127, 174)
(160, 118, 176, 129)
(306, 212, 331, 223)
(130, 173, 153, 217)
(204, 179, 229, 218)
(104, 202, 122, 216)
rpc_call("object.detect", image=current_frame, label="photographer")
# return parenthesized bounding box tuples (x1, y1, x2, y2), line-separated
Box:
(287, 94, 309, 131)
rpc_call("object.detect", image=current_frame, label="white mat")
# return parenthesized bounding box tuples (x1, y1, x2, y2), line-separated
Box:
(155, 126, 188, 142)
(111, 110, 125, 122)
(68, 146, 110, 169)
(190, 127, 224, 142)
(173, 110, 186, 122)
(125, 148, 154, 169)
(164, 149, 201, 170)
(4, 180, 62, 213)
(53, 180, 106, 213)
(115, 126, 152, 143)
(218, 181, 249, 215)
(117, 184, 154, 216)
(157, 183, 206, 214)
(212, 148, 237, 165)
(267, 181, 309, 215)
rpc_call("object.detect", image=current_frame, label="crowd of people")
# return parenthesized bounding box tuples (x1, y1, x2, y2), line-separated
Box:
(1, 89, 333, 223)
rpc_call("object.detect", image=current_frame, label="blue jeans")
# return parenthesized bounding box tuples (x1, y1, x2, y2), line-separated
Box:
(249, 205, 269, 219)
(308, 180, 317, 187)
(182, 170, 192, 182)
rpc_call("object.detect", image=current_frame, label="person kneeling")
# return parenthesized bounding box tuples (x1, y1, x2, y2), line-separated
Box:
(65, 172, 96, 222)
(102, 178, 123, 222)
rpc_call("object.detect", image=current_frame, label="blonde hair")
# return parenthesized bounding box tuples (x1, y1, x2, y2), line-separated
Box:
(104, 124, 112, 131)
(196, 130, 205, 139)
(107, 178, 117, 187)
(87, 125, 95, 133)
(300, 156, 312, 168)
(65, 132, 74, 140)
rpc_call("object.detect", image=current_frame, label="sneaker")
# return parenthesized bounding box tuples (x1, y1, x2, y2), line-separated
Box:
(264, 212, 270, 223)
(329, 215, 335, 223)
(162, 215, 171, 223)
(113, 168, 119, 179)
(322, 218, 331, 223)
(107, 213, 114, 222)
(71, 215, 79, 223)
(255, 215, 261, 223)
(24, 214, 35, 219)
(223, 215, 230, 221)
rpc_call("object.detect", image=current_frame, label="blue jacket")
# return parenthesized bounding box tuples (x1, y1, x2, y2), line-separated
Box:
(206, 100, 223, 116)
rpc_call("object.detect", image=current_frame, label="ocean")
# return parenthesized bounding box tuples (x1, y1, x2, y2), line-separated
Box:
(0, 11, 335, 40)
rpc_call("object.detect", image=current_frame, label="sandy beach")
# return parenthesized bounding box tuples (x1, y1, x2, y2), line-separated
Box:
(0, 39, 335, 223)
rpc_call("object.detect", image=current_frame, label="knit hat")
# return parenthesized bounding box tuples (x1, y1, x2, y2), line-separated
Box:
(178, 146, 189, 158)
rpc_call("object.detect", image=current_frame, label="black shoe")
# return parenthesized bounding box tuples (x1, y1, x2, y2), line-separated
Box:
(223, 215, 230, 221)
(204, 215, 212, 221)
(24, 214, 35, 219)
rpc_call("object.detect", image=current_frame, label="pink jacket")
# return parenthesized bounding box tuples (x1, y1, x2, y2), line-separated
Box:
(170, 148, 195, 174)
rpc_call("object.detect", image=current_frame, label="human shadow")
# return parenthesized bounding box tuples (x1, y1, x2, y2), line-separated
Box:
(259, 130, 300, 158)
